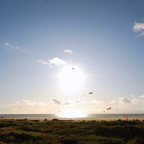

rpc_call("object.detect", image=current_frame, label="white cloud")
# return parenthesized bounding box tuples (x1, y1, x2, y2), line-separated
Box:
(63, 49, 73, 54)
(37, 57, 66, 67)
(16, 100, 47, 107)
(119, 97, 131, 104)
(37, 101, 47, 106)
(91, 100, 104, 105)
(16, 100, 35, 106)
(131, 98, 141, 104)
(52, 99, 73, 105)
(133, 22, 144, 32)
(121, 97, 131, 103)
(52, 99, 61, 104)
(5, 42, 24, 51)
(75, 100, 80, 104)
(72, 100, 90, 105)
(112, 95, 144, 105)
(133, 22, 144, 37)
(137, 32, 144, 37)
(51, 99, 88, 105)
(37, 60, 49, 65)
(111, 100, 116, 104)
(48, 57, 66, 67)
(109, 95, 144, 113)
(5, 43, 10, 46)
(65, 99, 90, 105)
(140, 95, 144, 98)
(131, 95, 144, 104)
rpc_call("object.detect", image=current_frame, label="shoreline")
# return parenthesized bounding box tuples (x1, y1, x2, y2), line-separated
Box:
(1, 116, 144, 121)
(0, 113, 144, 121)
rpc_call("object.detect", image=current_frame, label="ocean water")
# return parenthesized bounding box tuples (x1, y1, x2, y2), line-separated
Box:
(88, 114, 144, 121)
(0, 114, 144, 120)
(0, 114, 56, 119)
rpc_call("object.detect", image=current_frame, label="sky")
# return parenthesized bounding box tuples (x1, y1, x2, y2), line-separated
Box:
(0, 0, 144, 116)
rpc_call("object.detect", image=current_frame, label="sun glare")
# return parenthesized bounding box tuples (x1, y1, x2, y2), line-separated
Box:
(57, 109, 87, 118)
(58, 65, 86, 94)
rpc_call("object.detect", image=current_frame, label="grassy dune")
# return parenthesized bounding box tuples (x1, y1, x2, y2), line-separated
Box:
(0, 119, 144, 144)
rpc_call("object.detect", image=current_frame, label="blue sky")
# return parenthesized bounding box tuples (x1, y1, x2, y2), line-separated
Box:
(0, 0, 144, 115)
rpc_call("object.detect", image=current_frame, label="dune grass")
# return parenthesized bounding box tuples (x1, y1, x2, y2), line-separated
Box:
(0, 119, 144, 144)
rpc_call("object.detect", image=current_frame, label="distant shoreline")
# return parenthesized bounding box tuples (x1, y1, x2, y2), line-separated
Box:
(0, 113, 144, 121)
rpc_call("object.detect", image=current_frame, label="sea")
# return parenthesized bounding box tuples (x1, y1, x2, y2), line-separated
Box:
(0, 114, 144, 121)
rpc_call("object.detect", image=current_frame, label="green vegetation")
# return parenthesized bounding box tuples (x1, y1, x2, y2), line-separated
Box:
(0, 119, 144, 144)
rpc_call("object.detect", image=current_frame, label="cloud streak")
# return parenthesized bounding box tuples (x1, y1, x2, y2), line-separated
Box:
(52, 99, 72, 105)
(112, 97, 131, 104)
(5, 42, 24, 51)
(52, 99, 61, 104)
(63, 49, 73, 54)
(91, 100, 104, 105)
(37, 57, 66, 67)
(112, 95, 144, 105)
(16, 100, 46, 107)
(131, 95, 144, 104)
(120, 97, 131, 104)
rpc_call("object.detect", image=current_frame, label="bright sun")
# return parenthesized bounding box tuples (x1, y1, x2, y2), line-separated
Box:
(57, 108, 87, 118)
(58, 65, 86, 94)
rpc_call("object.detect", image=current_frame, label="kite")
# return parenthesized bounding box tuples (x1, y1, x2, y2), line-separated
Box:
(89, 92, 93, 94)
(122, 115, 128, 121)
(107, 107, 111, 110)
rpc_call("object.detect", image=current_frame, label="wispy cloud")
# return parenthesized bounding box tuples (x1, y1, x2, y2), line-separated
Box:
(52, 99, 88, 105)
(37, 60, 49, 65)
(63, 49, 73, 54)
(131, 95, 144, 104)
(5, 42, 24, 51)
(91, 100, 104, 105)
(133, 22, 144, 37)
(48, 57, 66, 67)
(16, 100, 35, 106)
(16, 100, 46, 107)
(52, 99, 71, 105)
(109, 95, 144, 113)
(120, 97, 131, 104)
(52, 99, 61, 104)
(37, 57, 66, 67)
(112, 95, 144, 105)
